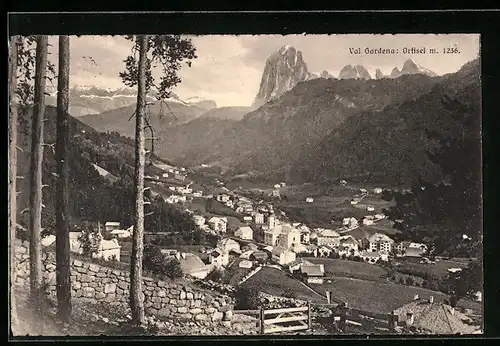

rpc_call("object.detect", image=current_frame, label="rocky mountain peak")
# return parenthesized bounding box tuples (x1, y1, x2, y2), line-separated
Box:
(320, 70, 334, 79)
(390, 67, 401, 78)
(338, 64, 372, 80)
(390, 59, 437, 78)
(252, 45, 310, 108)
(375, 68, 385, 79)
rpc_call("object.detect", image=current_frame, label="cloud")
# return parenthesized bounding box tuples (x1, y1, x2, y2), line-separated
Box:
(45, 34, 479, 107)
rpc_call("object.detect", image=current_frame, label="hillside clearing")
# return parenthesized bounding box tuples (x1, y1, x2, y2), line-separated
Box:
(306, 258, 388, 282)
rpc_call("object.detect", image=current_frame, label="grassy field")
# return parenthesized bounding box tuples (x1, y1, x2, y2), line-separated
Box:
(394, 257, 471, 279)
(242, 267, 326, 303)
(306, 258, 388, 282)
(313, 277, 451, 313)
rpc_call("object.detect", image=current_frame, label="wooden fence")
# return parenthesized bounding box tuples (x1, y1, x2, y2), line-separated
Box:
(234, 303, 312, 335)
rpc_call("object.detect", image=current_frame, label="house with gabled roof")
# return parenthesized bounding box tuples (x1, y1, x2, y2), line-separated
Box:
(393, 296, 480, 334)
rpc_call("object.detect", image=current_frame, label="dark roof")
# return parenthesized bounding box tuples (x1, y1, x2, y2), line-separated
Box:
(251, 251, 268, 259)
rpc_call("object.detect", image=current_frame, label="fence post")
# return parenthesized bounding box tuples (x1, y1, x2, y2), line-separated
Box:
(388, 310, 397, 331)
(259, 305, 265, 335)
(340, 302, 347, 333)
(308, 301, 312, 330)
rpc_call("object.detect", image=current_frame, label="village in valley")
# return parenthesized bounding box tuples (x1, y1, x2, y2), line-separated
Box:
(9, 32, 483, 337)
(37, 161, 481, 335)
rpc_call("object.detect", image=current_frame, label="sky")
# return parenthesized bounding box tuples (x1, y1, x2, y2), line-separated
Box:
(47, 34, 480, 107)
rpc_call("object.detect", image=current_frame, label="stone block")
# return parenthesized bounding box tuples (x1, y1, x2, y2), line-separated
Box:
(195, 314, 208, 321)
(205, 307, 216, 314)
(189, 308, 203, 315)
(46, 264, 56, 271)
(179, 313, 192, 320)
(76, 267, 87, 274)
(72, 282, 82, 290)
(177, 307, 188, 313)
(212, 311, 223, 322)
(158, 308, 171, 318)
(89, 282, 98, 288)
(95, 292, 106, 300)
(104, 283, 116, 294)
(157, 280, 166, 288)
(80, 274, 93, 283)
(96, 272, 107, 278)
(180, 291, 186, 300)
(83, 263, 90, 269)
(89, 264, 100, 273)
(157, 290, 166, 298)
(117, 281, 128, 290)
(186, 292, 194, 300)
(194, 300, 202, 308)
(83, 287, 95, 298)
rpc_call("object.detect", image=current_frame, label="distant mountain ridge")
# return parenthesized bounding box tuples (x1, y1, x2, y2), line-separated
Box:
(46, 85, 217, 117)
(170, 58, 479, 185)
(338, 65, 372, 80)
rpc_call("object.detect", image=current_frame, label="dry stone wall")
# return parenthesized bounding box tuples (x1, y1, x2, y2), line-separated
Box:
(13, 244, 234, 324)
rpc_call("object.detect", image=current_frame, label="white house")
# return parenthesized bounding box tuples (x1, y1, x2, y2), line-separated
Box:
(193, 215, 206, 227)
(41, 235, 56, 247)
(235, 226, 254, 240)
(239, 260, 253, 269)
(280, 182, 286, 187)
(366, 205, 375, 212)
(360, 188, 368, 194)
(300, 264, 325, 284)
(218, 238, 241, 254)
(363, 216, 375, 226)
(105, 222, 121, 232)
(208, 217, 228, 233)
(299, 227, 311, 244)
(374, 213, 386, 220)
(306, 197, 314, 203)
(162, 173, 169, 178)
(243, 215, 253, 223)
(110, 225, 133, 239)
(216, 194, 230, 203)
(277, 225, 301, 249)
(368, 233, 394, 253)
(274, 184, 281, 189)
(264, 225, 282, 246)
(316, 229, 341, 247)
(92, 239, 121, 261)
(209, 248, 229, 267)
(339, 235, 359, 251)
(359, 251, 382, 264)
(271, 246, 296, 265)
(254, 213, 264, 224)
(373, 188, 383, 194)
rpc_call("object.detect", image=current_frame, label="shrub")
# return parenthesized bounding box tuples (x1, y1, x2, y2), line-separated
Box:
(235, 285, 261, 310)
(422, 280, 428, 288)
(450, 295, 458, 308)
(143, 244, 167, 274)
(207, 268, 225, 282)
(405, 277, 415, 286)
(398, 277, 405, 285)
(164, 258, 183, 279)
(282, 288, 297, 299)
(353, 256, 361, 262)
(390, 274, 396, 281)
(414, 281, 421, 287)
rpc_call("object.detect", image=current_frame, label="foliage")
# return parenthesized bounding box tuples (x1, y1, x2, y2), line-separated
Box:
(164, 258, 183, 279)
(382, 87, 481, 257)
(441, 259, 482, 301)
(405, 277, 414, 286)
(207, 268, 226, 282)
(282, 288, 298, 299)
(143, 244, 167, 274)
(77, 221, 102, 257)
(235, 284, 262, 310)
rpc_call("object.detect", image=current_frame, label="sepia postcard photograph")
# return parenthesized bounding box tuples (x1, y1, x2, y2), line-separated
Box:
(8, 31, 483, 337)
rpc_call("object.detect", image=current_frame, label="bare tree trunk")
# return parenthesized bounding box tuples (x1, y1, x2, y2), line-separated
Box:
(130, 35, 148, 326)
(55, 35, 72, 323)
(29, 35, 48, 308)
(9, 35, 20, 335)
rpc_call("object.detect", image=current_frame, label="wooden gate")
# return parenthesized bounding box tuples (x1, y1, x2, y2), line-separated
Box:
(260, 303, 312, 334)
